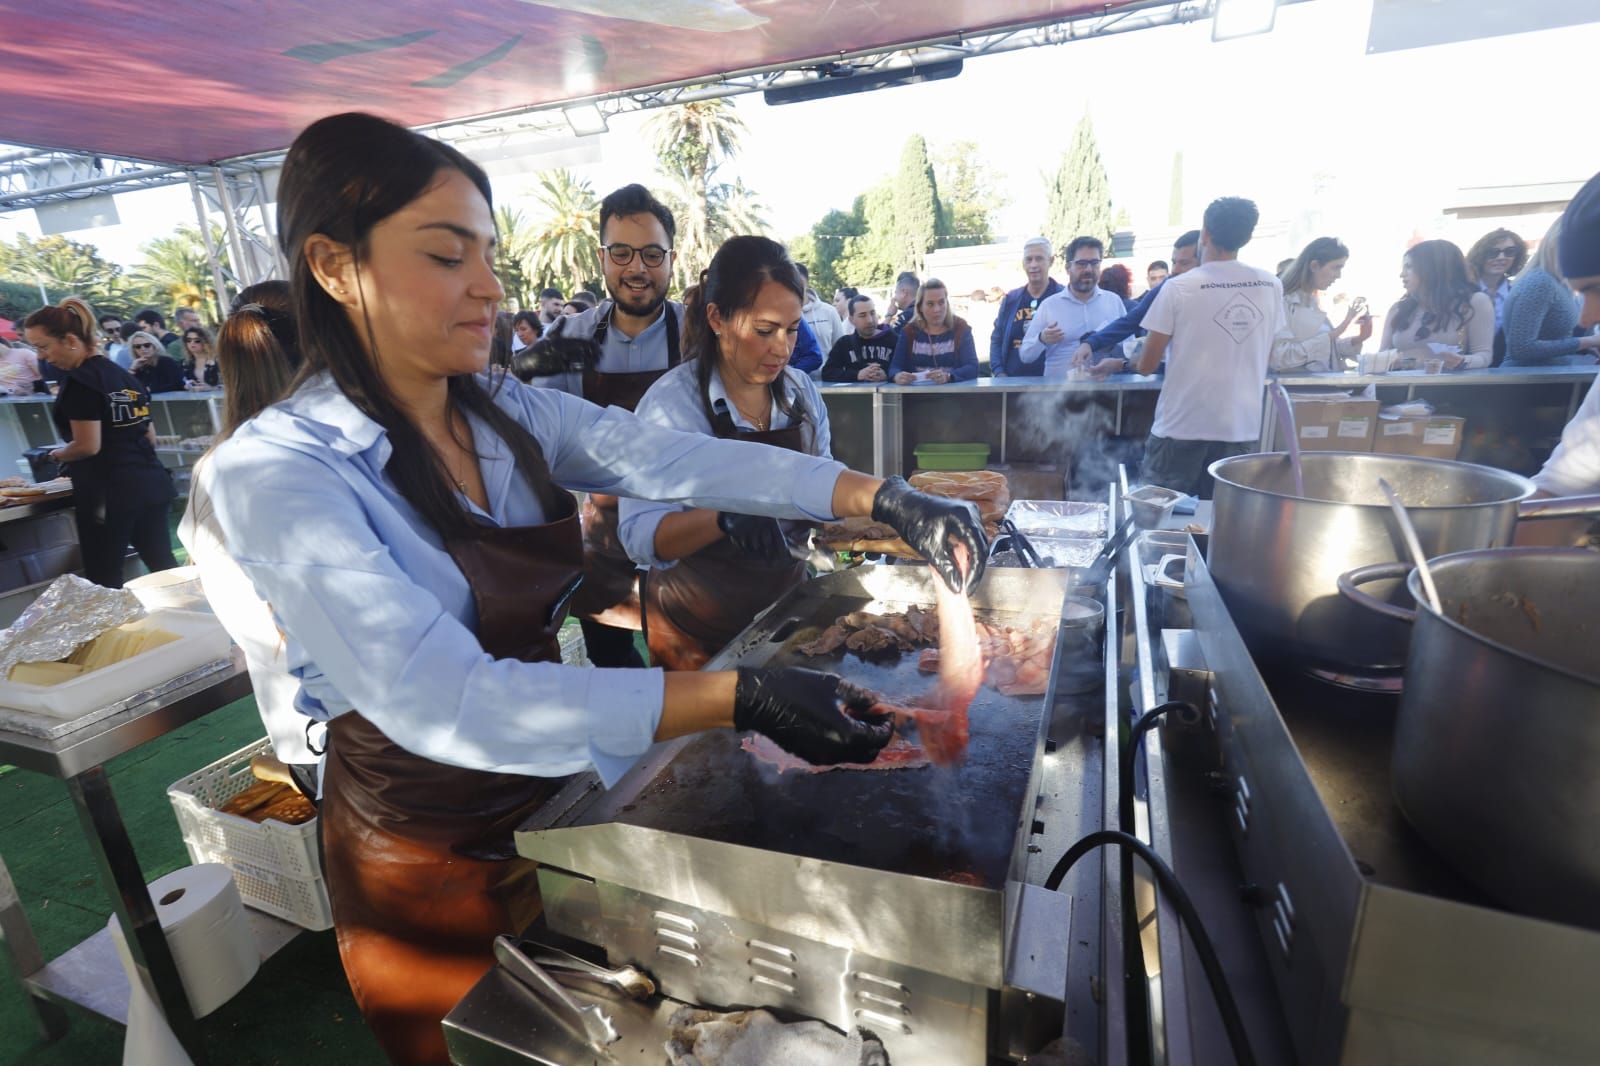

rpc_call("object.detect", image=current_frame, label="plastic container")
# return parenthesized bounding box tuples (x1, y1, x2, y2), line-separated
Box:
(167, 737, 332, 931)
(126, 566, 210, 612)
(0, 609, 232, 719)
(912, 443, 991, 471)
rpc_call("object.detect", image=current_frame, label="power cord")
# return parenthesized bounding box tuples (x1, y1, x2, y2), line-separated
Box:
(1045, 830, 1257, 1066)
(1120, 700, 1198, 832)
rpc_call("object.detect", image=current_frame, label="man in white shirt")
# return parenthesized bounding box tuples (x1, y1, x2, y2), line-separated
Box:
(1136, 197, 1286, 498)
(1018, 236, 1127, 377)
(796, 263, 844, 354)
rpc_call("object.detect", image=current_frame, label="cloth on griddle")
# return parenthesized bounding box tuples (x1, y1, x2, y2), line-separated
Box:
(0, 574, 143, 675)
(664, 1006, 889, 1065)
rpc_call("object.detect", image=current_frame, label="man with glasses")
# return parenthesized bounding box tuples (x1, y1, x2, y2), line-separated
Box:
(990, 237, 1063, 377)
(523, 184, 683, 670)
(1018, 236, 1126, 378)
(1070, 230, 1202, 378)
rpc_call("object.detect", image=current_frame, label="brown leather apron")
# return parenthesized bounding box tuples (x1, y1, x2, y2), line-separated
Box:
(320, 486, 584, 1066)
(568, 304, 680, 628)
(642, 388, 811, 672)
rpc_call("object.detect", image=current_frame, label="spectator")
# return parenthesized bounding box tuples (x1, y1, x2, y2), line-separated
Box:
(127, 330, 187, 392)
(1502, 217, 1600, 366)
(98, 313, 129, 368)
(1019, 236, 1126, 377)
(134, 308, 182, 358)
(0, 341, 42, 395)
(537, 286, 565, 325)
(889, 278, 979, 384)
(174, 306, 202, 333)
(1380, 239, 1493, 370)
(1146, 260, 1170, 292)
(1465, 227, 1527, 332)
(1072, 231, 1202, 378)
(182, 325, 220, 386)
(887, 271, 919, 334)
(1136, 197, 1285, 499)
(795, 263, 845, 353)
(789, 316, 824, 376)
(563, 290, 598, 315)
(1270, 236, 1372, 372)
(1099, 264, 1135, 309)
(990, 236, 1063, 378)
(832, 286, 859, 323)
(511, 309, 540, 352)
(822, 294, 897, 382)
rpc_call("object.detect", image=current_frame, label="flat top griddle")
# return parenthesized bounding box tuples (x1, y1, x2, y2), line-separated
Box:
(610, 588, 1060, 890)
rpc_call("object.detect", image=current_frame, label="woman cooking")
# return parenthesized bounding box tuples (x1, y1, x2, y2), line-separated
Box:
(206, 112, 985, 1066)
(23, 297, 178, 589)
(620, 236, 832, 671)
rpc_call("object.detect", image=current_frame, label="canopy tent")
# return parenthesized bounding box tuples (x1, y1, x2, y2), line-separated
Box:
(2, 0, 1144, 167)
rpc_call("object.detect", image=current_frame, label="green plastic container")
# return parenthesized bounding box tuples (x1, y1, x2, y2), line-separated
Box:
(913, 443, 991, 471)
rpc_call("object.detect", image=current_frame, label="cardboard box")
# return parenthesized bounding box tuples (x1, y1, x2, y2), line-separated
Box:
(1373, 415, 1466, 460)
(1289, 396, 1380, 452)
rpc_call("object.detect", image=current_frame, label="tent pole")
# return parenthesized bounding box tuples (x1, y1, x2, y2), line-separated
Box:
(188, 171, 231, 322)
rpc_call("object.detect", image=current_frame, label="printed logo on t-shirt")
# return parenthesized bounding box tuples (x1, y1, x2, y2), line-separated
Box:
(1212, 293, 1265, 343)
(1009, 304, 1040, 351)
(107, 389, 151, 429)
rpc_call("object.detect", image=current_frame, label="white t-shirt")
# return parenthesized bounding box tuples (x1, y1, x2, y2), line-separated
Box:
(1144, 258, 1286, 442)
(1533, 375, 1600, 497)
(178, 455, 322, 765)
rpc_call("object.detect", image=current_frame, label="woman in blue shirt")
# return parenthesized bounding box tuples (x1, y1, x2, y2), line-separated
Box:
(207, 112, 985, 1065)
(621, 236, 833, 670)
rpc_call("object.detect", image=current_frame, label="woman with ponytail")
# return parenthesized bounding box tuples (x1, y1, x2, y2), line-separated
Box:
(23, 296, 177, 587)
(619, 235, 835, 671)
(179, 282, 322, 794)
(203, 112, 982, 1064)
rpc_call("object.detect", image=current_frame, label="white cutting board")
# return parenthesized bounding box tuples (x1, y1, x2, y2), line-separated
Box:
(0, 610, 232, 719)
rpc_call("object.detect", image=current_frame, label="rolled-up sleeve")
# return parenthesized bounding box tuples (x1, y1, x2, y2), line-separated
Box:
(210, 438, 663, 787)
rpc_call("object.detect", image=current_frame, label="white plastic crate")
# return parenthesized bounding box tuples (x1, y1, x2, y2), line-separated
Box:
(167, 737, 332, 931)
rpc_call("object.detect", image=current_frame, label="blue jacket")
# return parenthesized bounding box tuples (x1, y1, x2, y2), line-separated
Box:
(990, 279, 1064, 377)
(789, 317, 823, 374)
(1083, 281, 1161, 354)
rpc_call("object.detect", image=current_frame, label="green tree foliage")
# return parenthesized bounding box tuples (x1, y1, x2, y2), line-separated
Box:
(1044, 115, 1114, 252)
(892, 135, 941, 274)
(791, 208, 863, 296)
(0, 234, 124, 311)
(131, 225, 229, 323)
(494, 205, 537, 310)
(836, 185, 900, 289)
(934, 141, 1007, 249)
(525, 169, 602, 298)
(647, 100, 769, 288)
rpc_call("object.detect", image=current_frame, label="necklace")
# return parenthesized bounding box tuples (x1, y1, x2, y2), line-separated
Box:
(731, 401, 769, 431)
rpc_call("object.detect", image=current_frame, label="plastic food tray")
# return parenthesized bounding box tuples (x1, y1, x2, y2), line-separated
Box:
(168, 736, 332, 931)
(0, 609, 232, 719)
(1005, 499, 1109, 538)
(913, 443, 992, 471)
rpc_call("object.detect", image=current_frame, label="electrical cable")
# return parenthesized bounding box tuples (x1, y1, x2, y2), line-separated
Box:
(1044, 829, 1257, 1066)
(1120, 700, 1196, 832)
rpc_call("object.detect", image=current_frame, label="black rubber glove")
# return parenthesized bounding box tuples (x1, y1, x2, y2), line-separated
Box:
(734, 667, 892, 766)
(871, 476, 989, 593)
(511, 335, 599, 382)
(716, 511, 792, 566)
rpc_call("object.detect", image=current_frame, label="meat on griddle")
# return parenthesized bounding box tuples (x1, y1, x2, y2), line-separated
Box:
(844, 625, 911, 658)
(741, 732, 931, 774)
(797, 624, 849, 656)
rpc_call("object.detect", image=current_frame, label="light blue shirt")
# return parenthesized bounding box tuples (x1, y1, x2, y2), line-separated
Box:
(619, 364, 832, 568)
(1019, 287, 1128, 376)
(525, 300, 684, 397)
(208, 371, 845, 786)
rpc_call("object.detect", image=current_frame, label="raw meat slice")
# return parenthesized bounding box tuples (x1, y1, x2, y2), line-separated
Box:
(741, 732, 930, 774)
(797, 624, 848, 656)
(924, 546, 979, 766)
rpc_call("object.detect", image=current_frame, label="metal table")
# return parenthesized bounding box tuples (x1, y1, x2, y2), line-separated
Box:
(0, 652, 254, 1063)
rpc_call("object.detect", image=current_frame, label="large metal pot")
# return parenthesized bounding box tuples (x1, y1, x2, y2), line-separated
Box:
(1338, 548, 1600, 929)
(1206, 451, 1600, 680)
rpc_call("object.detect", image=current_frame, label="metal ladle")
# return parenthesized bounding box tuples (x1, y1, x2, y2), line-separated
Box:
(1271, 384, 1306, 498)
(1378, 477, 1443, 614)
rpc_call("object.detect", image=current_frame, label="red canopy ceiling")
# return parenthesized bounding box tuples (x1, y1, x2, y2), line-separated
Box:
(2, 1, 1118, 166)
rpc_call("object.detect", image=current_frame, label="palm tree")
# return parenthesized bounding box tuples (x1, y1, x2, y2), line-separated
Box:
(526, 170, 601, 296)
(647, 100, 751, 287)
(494, 205, 537, 310)
(131, 225, 229, 322)
(0, 234, 123, 309)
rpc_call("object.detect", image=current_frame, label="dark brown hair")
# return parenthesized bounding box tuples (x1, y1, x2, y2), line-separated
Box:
(1465, 228, 1527, 283)
(217, 281, 299, 438)
(1391, 239, 1479, 334)
(23, 297, 98, 350)
(682, 235, 807, 428)
(277, 111, 560, 536)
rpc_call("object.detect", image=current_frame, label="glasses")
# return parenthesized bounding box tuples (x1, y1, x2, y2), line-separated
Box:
(1487, 246, 1518, 260)
(1069, 258, 1103, 269)
(603, 243, 669, 268)
(133, 343, 156, 350)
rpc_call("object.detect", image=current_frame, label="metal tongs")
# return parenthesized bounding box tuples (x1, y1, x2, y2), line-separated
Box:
(1084, 513, 1140, 585)
(788, 529, 840, 573)
(493, 935, 643, 1051)
(997, 518, 1045, 568)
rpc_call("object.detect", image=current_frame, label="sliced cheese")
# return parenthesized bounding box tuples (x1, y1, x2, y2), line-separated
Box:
(60, 625, 182, 674)
(9, 661, 87, 685)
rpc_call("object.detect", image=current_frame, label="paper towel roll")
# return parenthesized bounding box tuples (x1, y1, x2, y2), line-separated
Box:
(108, 863, 260, 1020)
